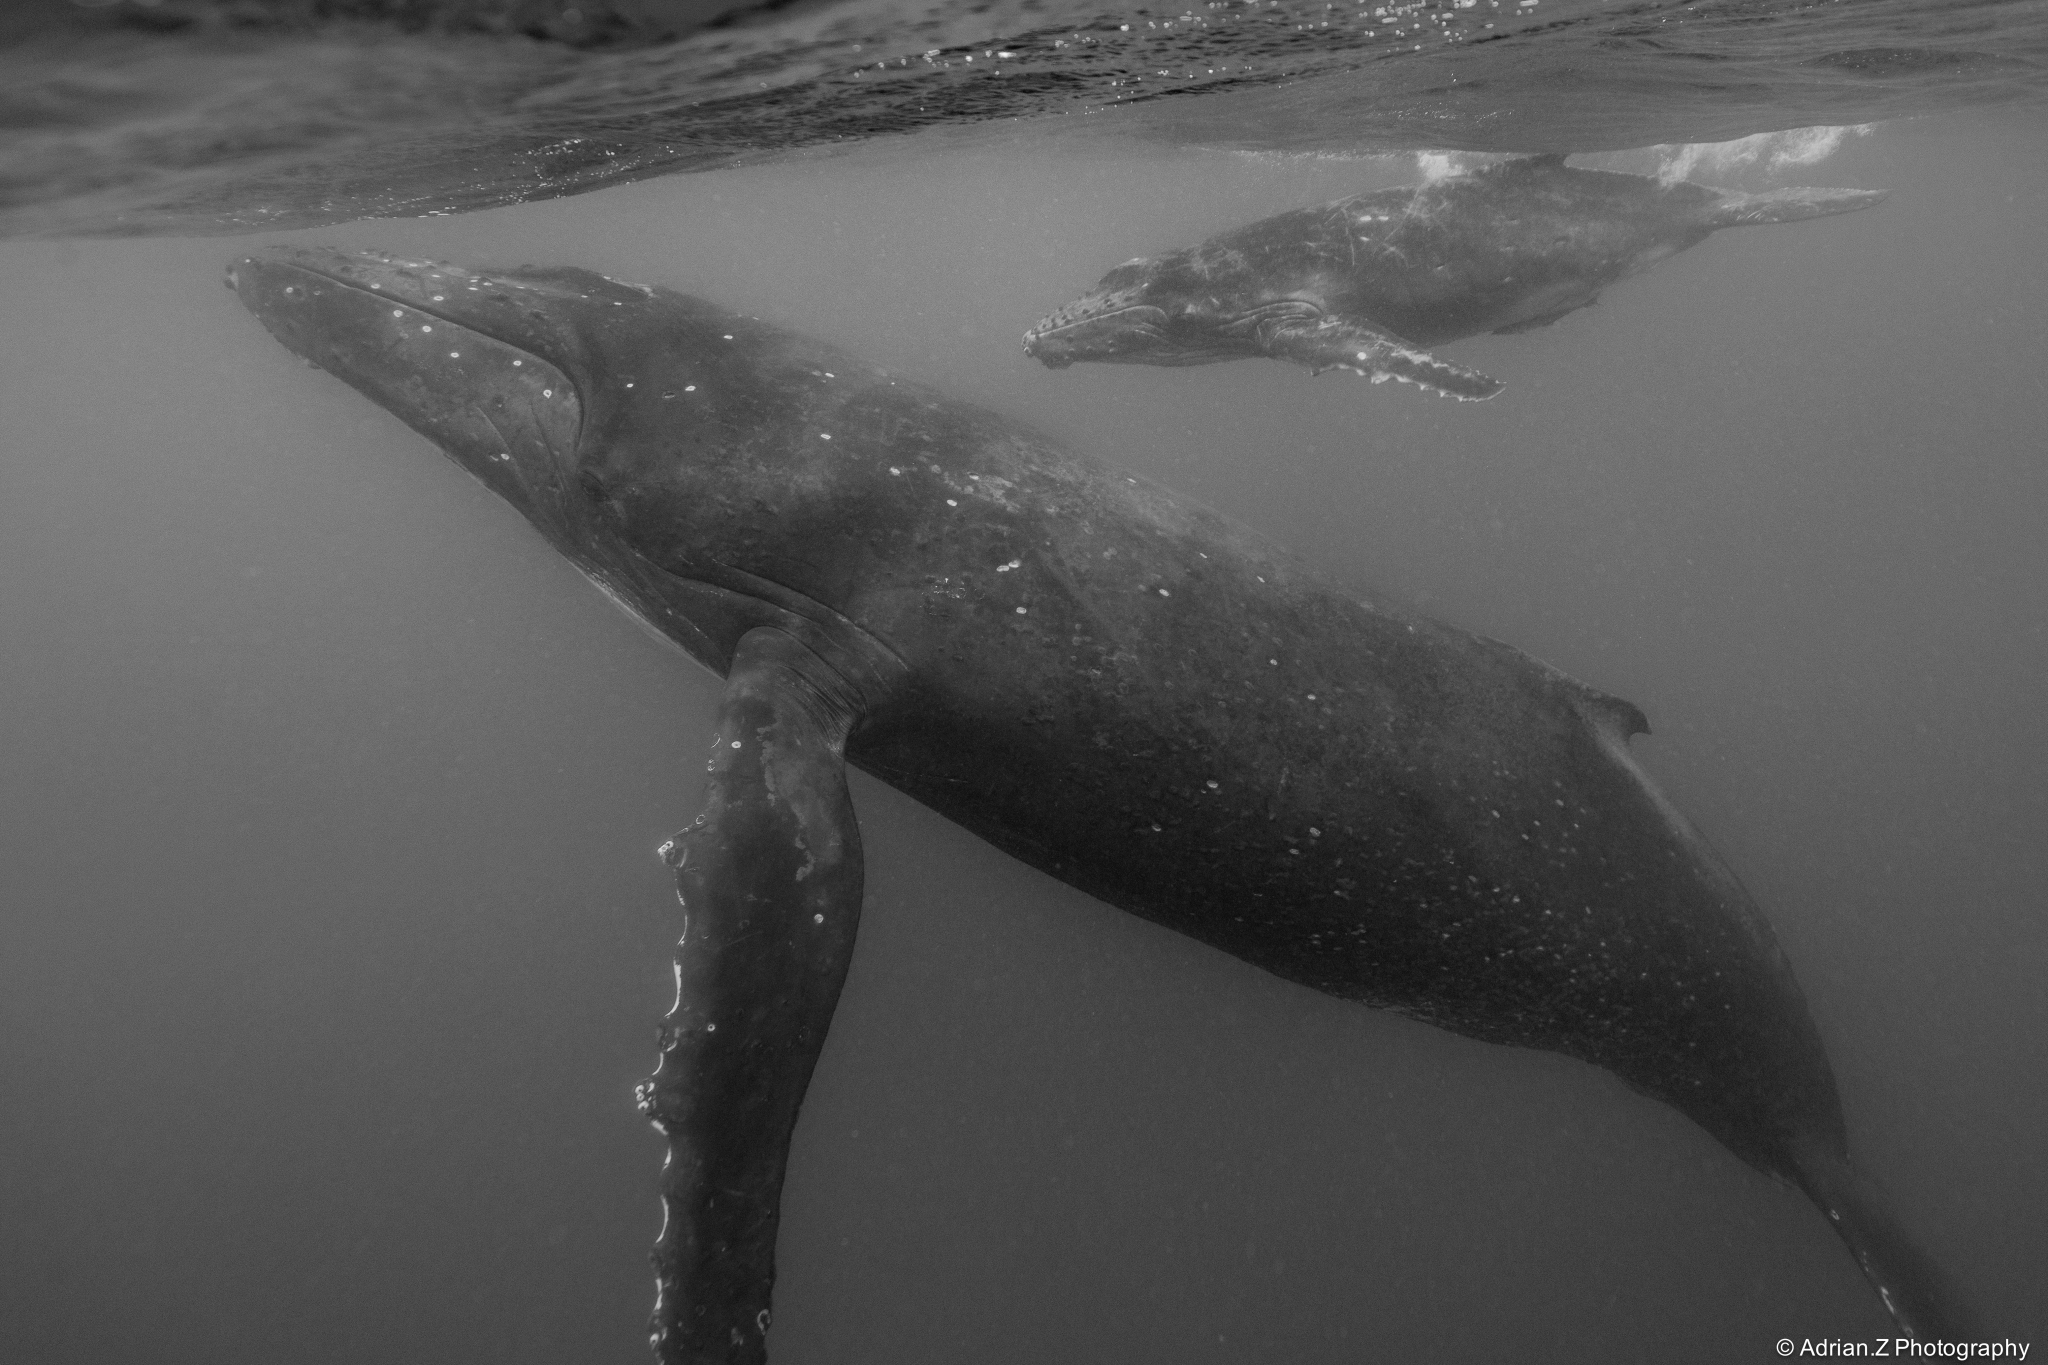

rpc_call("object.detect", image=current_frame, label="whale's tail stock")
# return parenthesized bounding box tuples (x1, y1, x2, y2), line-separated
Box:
(1787, 1140, 1981, 1341)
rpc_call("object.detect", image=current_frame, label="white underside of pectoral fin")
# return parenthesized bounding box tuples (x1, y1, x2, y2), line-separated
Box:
(1274, 318, 1503, 401)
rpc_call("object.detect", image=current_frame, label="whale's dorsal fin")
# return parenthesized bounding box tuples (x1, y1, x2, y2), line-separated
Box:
(1576, 685, 1650, 741)
(1475, 636, 1651, 739)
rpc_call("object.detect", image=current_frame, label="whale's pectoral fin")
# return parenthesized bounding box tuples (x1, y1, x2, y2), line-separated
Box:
(1706, 185, 1888, 228)
(1262, 316, 1503, 401)
(641, 625, 875, 1365)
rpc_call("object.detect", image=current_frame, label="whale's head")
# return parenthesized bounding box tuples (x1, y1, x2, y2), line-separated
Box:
(1022, 254, 1254, 370)
(230, 247, 616, 542)
(228, 245, 895, 672)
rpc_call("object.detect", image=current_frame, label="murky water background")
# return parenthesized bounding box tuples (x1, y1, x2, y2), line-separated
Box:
(3, 104, 2045, 1361)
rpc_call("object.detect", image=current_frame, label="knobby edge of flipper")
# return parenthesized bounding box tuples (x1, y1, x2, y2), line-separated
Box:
(1789, 1141, 1984, 1340)
(1707, 185, 1890, 228)
(1264, 316, 1504, 401)
(639, 624, 904, 1365)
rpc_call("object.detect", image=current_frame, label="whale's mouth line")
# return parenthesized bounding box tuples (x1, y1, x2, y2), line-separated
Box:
(1025, 303, 1167, 343)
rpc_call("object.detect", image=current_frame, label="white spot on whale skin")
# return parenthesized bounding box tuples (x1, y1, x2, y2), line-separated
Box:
(1157, 588, 1171, 597)
(449, 351, 460, 358)
(820, 433, 832, 440)
(731, 741, 742, 749)
(890, 467, 902, 476)
(1015, 606, 1027, 614)
(722, 334, 734, 341)
(543, 389, 553, 398)
(813, 914, 824, 924)
(996, 559, 1021, 572)
(946, 499, 958, 507)
(512, 359, 523, 367)
(420, 325, 432, 333)
(684, 385, 696, 392)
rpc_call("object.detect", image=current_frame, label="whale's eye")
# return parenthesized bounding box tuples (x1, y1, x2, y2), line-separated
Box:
(1098, 262, 1150, 291)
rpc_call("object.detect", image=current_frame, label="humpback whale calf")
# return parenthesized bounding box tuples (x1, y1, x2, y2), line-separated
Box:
(1023, 154, 1888, 400)
(230, 245, 1969, 1361)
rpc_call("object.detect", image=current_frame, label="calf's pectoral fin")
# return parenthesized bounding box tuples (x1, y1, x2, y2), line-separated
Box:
(1707, 185, 1889, 228)
(640, 625, 874, 1365)
(1262, 316, 1503, 401)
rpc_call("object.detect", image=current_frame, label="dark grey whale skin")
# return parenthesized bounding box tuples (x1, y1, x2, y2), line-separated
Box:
(229, 245, 1972, 1359)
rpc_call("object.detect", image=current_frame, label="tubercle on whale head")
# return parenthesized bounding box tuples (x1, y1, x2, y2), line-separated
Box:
(1024, 254, 1264, 369)
(230, 245, 991, 702)
(1022, 252, 1183, 367)
(227, 246, 611, 532)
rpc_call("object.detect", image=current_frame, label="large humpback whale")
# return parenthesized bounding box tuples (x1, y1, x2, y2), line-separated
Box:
(230, 245, 1970, 1361)
(1023, 154, 1888, 400)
